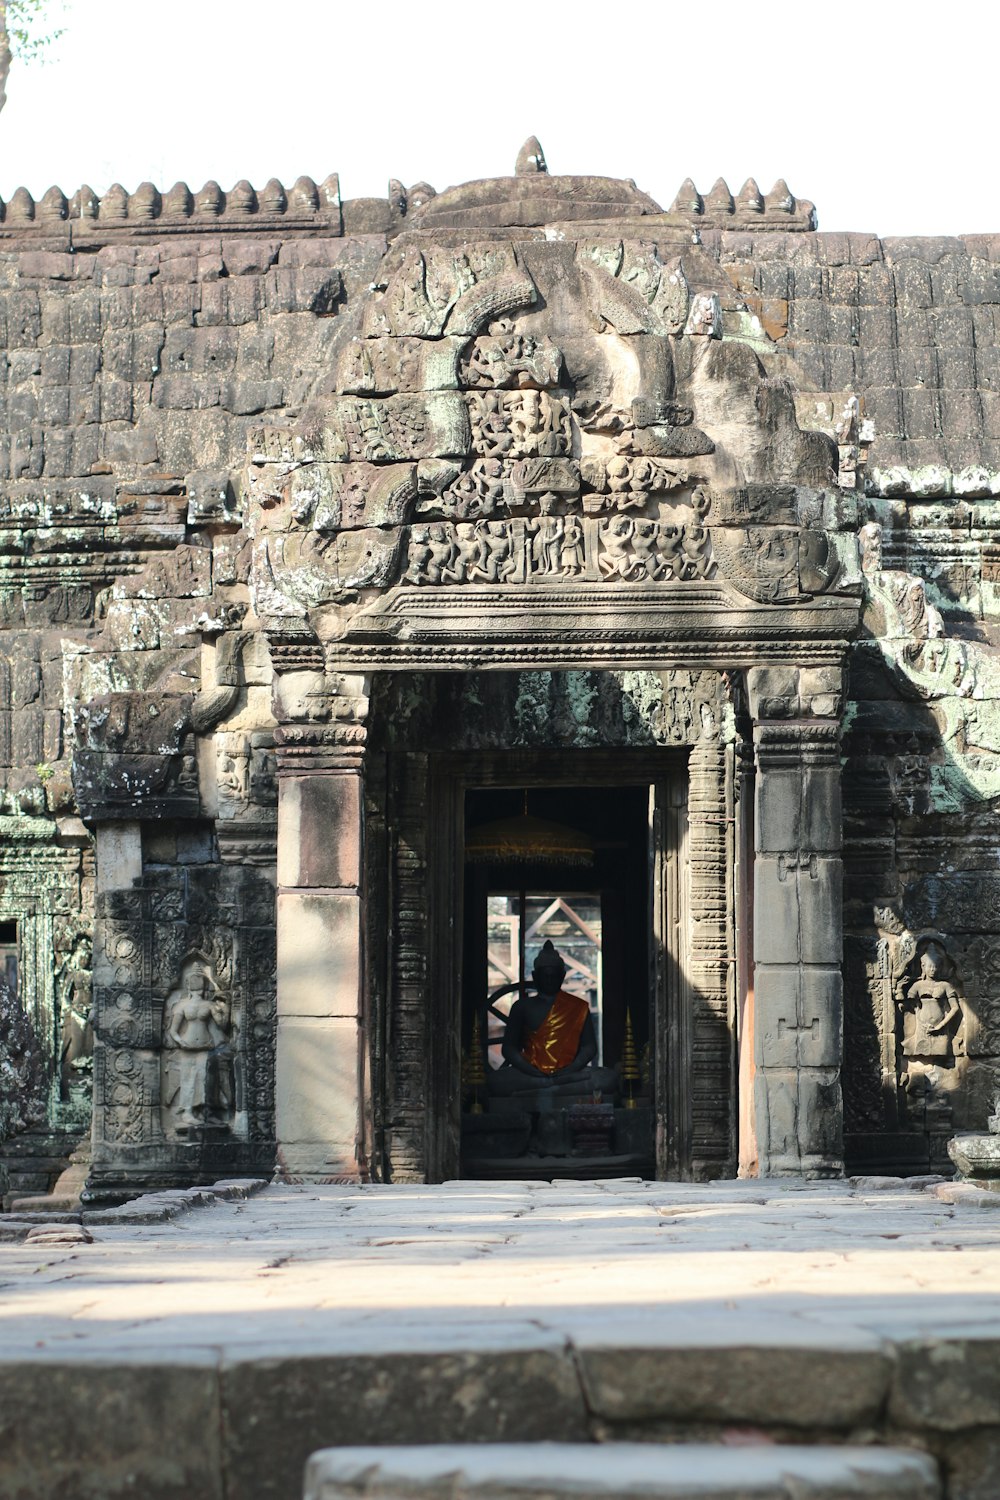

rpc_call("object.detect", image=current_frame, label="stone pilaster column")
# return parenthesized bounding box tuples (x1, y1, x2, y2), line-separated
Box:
(748, 667, 845, 1177)
(273, 661, 370, 1182)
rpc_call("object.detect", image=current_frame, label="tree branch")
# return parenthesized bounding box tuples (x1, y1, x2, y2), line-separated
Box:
(0, 2, 10, 118)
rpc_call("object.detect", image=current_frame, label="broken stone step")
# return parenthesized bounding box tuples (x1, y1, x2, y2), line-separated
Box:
(303, 1444, 941, 1500)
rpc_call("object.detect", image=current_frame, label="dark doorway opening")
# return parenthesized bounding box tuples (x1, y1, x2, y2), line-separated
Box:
(0, 919, 18, 1000)
(460, 784, 654, 1179)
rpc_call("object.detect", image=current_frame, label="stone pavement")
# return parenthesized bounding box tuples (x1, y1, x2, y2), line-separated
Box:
(3, 1177, 1000, 1499)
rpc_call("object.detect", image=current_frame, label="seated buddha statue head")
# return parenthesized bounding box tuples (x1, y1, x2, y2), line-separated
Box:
(531, 940, 567, 998)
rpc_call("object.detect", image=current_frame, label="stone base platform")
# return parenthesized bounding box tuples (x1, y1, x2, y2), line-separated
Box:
(304, 1443, 940, 1500)
(3, 1178, 1000, 1499)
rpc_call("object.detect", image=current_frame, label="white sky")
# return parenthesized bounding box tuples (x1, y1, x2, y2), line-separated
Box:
(1, 0, 996, 239)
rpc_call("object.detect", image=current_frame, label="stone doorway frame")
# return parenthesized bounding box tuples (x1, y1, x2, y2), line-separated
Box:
(274, 649, 850, 1184)
(364, 746, 711, 1184)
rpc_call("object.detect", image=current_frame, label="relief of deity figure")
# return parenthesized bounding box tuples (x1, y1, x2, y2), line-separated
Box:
(679, 523, 713, 579)
(508, 390, 571, 457)
(598, 515, 636, 579)
(404, 526, 433, 584)
(559, 515, 585, 576)
(441, 458, 505, 520)
(630, 520, 667, 581)
(59, 971, 94, 1103)
(445, 523, 483, 583)
(603, 455, 648, 510)
(470, 392, 515, 459)
(528, 515, 564, 577)
(658, 524, 684, 576)
(463, 331, 563, 390)
(425, 523, 457, 582)
(475, 521, 516, 582)
(161, 959, 234, 1136)
(897, 945, 963, 1081)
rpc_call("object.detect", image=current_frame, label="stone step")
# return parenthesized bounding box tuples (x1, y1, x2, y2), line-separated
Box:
(303, 1444, 941, 1500)
(7, 1155, 90, 1214)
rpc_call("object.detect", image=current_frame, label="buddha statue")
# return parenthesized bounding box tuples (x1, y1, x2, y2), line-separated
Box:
(489, 940, 619, 1100)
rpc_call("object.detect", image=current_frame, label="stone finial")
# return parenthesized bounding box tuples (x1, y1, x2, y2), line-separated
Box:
(130, 182, 161, 221)
(73, 184, 99, 220)
(100, 183, 128, 221)
(0, 169, 341, 231)
(407, 181, 436, 212)
(39, 185, 68, 221)
(162, 181, 193, 219)
(515, 136, 548, 176)
(318, 173, 341, 209)
(765, 178, 795, 213)
(289, 175, 319, 213)
(738, 177, 764, 213)
(704, 178, 734, 214)
(227, 179, 257, 215)
(8, 186, 34, 221)
(195, 181, 224, 216)
(259, 178, 286, 214)
(670, 178, 703, 214)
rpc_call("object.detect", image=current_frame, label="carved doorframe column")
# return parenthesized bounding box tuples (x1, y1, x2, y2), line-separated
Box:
(747, 666, 846, 1176)
(272, 648, 371, 1182)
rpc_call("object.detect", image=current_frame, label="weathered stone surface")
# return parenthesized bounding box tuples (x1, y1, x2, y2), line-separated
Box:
(276, 893, 360, 1017)
(224, 1345, 588, 1500)
(277, 774, 361, 890)
(0, 1358, 225, 1499)
(275, 1015, 359, 1167)
(575, 1336, 890, 1430)
(889, 1337, 1000, 1430)
(303, 1444, 940, 1500)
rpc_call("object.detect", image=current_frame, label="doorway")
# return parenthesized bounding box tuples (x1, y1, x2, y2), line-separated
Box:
(366, 739, 736, 1184)
(460, 782, 654, 1179)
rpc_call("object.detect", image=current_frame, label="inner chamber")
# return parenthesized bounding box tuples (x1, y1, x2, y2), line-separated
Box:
(461, 784, 653, 1179)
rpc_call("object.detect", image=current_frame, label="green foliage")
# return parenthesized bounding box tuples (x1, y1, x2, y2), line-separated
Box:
(5, 1, 64, 62)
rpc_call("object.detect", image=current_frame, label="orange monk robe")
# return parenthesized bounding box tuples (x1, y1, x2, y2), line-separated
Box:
(521, 989, 591, 1075)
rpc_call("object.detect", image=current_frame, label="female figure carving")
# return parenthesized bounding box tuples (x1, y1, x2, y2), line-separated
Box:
(161, 960, 234, 1135)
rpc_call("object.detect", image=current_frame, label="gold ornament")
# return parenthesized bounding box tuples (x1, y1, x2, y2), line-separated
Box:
(621, 1010, 641, 1110)
(466, 1011, 486, 1114)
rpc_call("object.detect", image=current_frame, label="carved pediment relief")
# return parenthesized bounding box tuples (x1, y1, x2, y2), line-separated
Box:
(246, 233, 859, 642)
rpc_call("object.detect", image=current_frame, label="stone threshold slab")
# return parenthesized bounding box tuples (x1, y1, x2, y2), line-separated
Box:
(304, 1443, 941, 1500)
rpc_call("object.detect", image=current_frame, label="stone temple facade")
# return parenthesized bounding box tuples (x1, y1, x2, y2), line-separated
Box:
(1, 141, 998, 1203)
